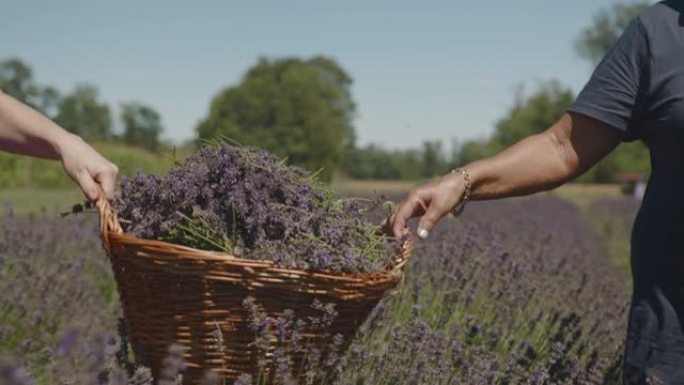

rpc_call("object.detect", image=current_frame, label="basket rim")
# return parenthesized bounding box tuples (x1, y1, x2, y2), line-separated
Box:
(97, 197, 413, 280)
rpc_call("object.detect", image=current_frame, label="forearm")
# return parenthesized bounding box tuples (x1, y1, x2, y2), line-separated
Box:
(464, 113, 618, 200)
(0, 91, 76, 160)
(465, 134, 570, 200)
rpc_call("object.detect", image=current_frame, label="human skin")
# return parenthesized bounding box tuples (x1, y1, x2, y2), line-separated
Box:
(386, 112, 623, 239)
(0, 91, 118, 201)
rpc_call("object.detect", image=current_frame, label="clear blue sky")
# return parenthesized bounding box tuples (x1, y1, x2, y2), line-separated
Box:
(2, 0, 636, 149)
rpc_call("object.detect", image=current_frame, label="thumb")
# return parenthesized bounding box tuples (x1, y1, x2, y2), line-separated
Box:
(417, 205, 445, 240)
(75, 171, 101, 202)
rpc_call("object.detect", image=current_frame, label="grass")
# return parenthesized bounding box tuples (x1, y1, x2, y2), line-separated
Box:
(553, 183, 636, 275)
(0, 178, 417, 214)
(332, 179, 625, 206)
(331, 178, 417, 196)
(591, 215, 633, 272)
(0, 187, 83, 214)
(551, 183, 622, 209)
(0, 141, 191, 213)
(0, 142, 184, 189)
(0, 181, 626, 215)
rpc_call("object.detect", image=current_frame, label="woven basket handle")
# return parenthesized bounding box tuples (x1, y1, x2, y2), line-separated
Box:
(96, 195, 123, 254)
(389, 239, 413, 277)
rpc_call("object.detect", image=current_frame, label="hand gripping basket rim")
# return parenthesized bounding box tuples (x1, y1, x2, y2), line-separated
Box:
(96, 196, 413, 382)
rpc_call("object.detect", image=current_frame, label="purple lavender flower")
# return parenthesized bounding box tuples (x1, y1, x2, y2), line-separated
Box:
(115, 144, 396, 273)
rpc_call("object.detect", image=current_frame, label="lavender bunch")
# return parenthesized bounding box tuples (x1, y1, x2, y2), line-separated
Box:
(115, 143, 398, 273)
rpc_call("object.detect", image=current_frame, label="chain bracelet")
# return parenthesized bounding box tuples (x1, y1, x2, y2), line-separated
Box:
(450, 168, 471, 216)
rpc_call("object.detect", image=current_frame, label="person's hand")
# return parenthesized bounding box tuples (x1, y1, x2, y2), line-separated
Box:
(383, 172, 466, 240)
(57, 134, 119, 201)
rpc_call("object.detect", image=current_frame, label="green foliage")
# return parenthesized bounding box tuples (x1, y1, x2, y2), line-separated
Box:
(0, 57, 164, 148)
(579, 195, 640, 273)
(196, 56, 356, 181)
(458, 2, 651, 182)
(578, 141, 650, 183)
(493, 81, 574, 147)
(459, 78, 650, 183)
(0, 58, 33, 101)
(343, 141, 450, 180)
(36, 86, 61, 119)
(609, 141, 650, 174)
(0, 142, 174, 188)
(0, 58, 62, 117)
(421, 140, 447, 178)
(575, 1, 650, 65)
(347, 1, 653, 182)
(456, 81, 573, 167)
(344, 145, 421, 180)
(455, 138, 499, 165)
(55, 84, 112, 141)
(120, 101, 163, 151)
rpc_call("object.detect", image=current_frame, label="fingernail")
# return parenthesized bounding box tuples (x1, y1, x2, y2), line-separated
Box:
(417, 228, 429, 239)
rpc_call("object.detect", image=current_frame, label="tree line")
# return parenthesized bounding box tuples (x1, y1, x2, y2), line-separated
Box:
(0, 1, 651, 184)
(194, 0, 650, 183)
(0, 59, 163, 151)
(453, 0, 651, 183)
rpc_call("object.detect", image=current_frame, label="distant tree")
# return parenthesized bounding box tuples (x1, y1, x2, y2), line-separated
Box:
(197, 56, 356, 181)
(448, 138, 459, 166)
(456, 138, 498, 166)
(421, 140, 448, 178)
(55, 84, 112, 141)
(578, 139, 651, 183)
(0, 58, 61, 117)
(342, 140, 449, 181)
(343, 145, 425, 180)
(120, 102, 163, 151)
(0, 58, 35, 102)
(490, 78, 649, 183)
(345, 145, 395, 179)
(575, 1, 650, 65)
(453, 1, 650, 183)
(35, 86, 61, 119)
(492, 81, 574, 148)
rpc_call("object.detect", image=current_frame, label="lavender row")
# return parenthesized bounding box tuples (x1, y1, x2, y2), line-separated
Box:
(0, 194, 635, 384)
(335, 195, 631, 384)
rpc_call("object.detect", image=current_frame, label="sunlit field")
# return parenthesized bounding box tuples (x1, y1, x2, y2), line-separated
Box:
(0, 183, 639, 384)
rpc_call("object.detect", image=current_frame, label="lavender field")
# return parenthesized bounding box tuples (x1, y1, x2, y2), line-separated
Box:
(0, 192, 639, 385)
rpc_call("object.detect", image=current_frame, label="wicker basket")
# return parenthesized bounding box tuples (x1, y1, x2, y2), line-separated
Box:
(96, 197, 413, 384)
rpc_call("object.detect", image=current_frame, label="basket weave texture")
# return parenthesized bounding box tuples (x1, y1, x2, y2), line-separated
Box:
(97, 197, 413, 384)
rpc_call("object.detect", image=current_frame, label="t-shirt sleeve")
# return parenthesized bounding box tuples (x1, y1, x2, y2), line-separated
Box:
(568, 17, 651, 141)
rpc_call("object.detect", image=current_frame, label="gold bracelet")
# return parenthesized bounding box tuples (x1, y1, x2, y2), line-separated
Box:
(450, 168, 471, 216)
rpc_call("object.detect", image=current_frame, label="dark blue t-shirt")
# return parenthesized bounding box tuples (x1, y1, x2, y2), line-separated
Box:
(569, 2, 684, 383)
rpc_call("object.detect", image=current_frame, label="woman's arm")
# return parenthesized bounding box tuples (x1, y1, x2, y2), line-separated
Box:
(0, 91, 118, 201)
(387, 112, 622, 239)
